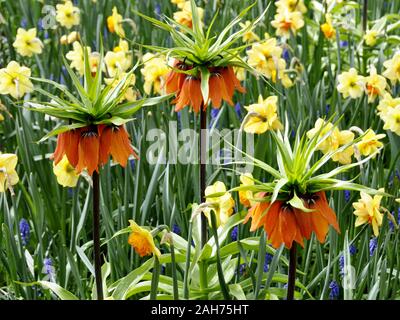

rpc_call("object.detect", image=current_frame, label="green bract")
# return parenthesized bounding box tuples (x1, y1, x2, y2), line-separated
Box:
(229, 118, 390, 205)
(25, 44, 172, 142)
(134, 0, 268, 102)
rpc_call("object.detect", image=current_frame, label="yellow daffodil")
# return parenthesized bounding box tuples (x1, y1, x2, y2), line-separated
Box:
(355, 129, 385, 157)
(331, 130, 354, 165)
(65, 41, 90, 76)
(239, 21, 260, 43)
(107, 6, 125, 38)
(104, 50, 131, 78)
(353, 189, 384, 236)
(0, 61, 34, 99)
(307, 118, 337, 153)
(0, 153, 19, 193)
(141, 53, 169, 95)
(13, 28, 43, 57)
(321, 14, 335, 39)
(173, 1, 204, 29)
(382, 105, 400, 135)
(383, 52, 400, 84)
(171, 0, 186, 8)
(0, 113, 4, 122)
(337, 68, 365, 99)
(247, 35, 293, 87)
(53, 155, 79, 187)
(239, 173, 255, 208)
(377, 93, 400, 135)
(276, 0, 307, 14)
(60, 31, 80, 45)
(364, 30, 379, 46)
(377, 93, 400, 122)
(365, 66, 387, 103)
(105, 72, 137, 102)
(128, 220, 161, 257)
(113, 39, 129, 53)
(204, 181, 235, 227)
(244, 95, 282, 134)
(307, 119, 354, 164)
(271, 9, 304, 37)
(56, 1, 80, 29)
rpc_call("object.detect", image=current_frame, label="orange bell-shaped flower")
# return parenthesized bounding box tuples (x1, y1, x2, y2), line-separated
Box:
(244, 191, 340, 249)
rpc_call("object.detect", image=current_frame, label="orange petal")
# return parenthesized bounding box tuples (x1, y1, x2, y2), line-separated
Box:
(53, 133, 66, 165)
(209, 74, 223, 108)
(189, 77, 203, 113)
(110, 126, 135, 167)
(64, 129, 81, 167)
(76, 130, 100, 176)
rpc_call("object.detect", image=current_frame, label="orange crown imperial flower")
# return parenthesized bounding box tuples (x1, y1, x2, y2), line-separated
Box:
(237, 119, 388, 250)
(167, 63, 245, 113)
(53, 125, 137, 176)
(244, 191, 340, 249)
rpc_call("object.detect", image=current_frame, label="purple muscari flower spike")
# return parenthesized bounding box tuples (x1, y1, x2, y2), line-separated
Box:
(329, 281, 340, 299)
(43, 258, 55, 282)
(238, 263, 246, 275)
(282, 48, 290, 64)
(349, 244, 357, 256)
(21, 18, 27, 28)
(155, 4, 162, 19)
(344, 190, 351, 202)
(37, 19, 44, 32)
(231, 226, 238, 241)
(325, 104, 331, 115)
(339, 255, 345, 275)
(235, 102, 242, 119)
(340, 41, 348, 48)
(263, 253, 273, 272)
(19, 219, 30, 246)
(172, 224, 181, 235)
(369, 238, 378, 256)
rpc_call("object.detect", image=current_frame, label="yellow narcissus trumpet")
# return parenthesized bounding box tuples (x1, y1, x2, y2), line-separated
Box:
(0, 61, 33, 99)
(13, 28, 43, 57)
(271, 9, 304, 37)
(244, 95, 282, 134)
(276, 0, 307, 14)
(307, 118, 354, 165)
(173, 1, 204, 29)
(365, 66, 387, 103)
(355, 129, 385, 157)
(56, 1, 80, 29)
(364, 30, 379, 46)
(239, 173, 255, 208)
(383, 52, 400, 84)
(337, 68, 365, 99)
(107, 7, 125, 38)
(0, 153, 19, 193)
(321, 14, 335, 40)
(60, 31, 80, 45)
(239, 21, 260, 43)
(128, 220, 161, 257)
(353, 189, 384, 237)
(204, 181, 235, 227)
(104, 50, 131, 78)
(141, 53, 169, 95)
(53, 155, 80, 188)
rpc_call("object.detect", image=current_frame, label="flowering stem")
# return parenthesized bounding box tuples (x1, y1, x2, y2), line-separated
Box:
(362, 0, 368, 32)
(92, 171, 103, 300)
(287, 243, 297, 300)
(200, 104, 208, 248)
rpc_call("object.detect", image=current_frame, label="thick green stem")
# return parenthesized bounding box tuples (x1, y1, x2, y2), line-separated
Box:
(287, 243, 297, 300)
(200, 105, 208, 248)
(92, 171, 103, 300)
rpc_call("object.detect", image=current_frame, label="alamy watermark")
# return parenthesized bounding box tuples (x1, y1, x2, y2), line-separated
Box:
(146, 121, 255, 174)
